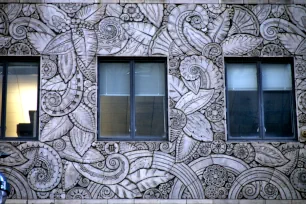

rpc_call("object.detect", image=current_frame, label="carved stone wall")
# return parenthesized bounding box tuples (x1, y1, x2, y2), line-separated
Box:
(0, 3, 306, 201)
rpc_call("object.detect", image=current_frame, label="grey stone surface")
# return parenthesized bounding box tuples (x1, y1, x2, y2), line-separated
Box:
(1, 2, 306, 203)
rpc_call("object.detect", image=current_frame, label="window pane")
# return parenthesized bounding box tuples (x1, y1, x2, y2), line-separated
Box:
(6, 62, 38, 138)
(99, 63, 130, 137)
(227, 63, 257, 90)
(135, 63, 166, 138)
(227, 63, 259, 137)
(262, 63, 294, 137)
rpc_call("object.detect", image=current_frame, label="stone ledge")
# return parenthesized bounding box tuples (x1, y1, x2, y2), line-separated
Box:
(5, 199, 306, 204)
(0, 0, 302, 3)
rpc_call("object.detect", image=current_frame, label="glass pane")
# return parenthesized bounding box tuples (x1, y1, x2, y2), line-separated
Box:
(227, 63, 259, 137)
(6, 62, 38, 138)
(99, 62, 130, 137)
(262, 63, 294, 137)
(227, 63, 257, 90)
(100, 63, 130, 96)
(135, 62, 166, 138)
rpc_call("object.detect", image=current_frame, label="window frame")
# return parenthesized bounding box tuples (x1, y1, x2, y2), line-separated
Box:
(97, 57, 168, 141)
(225, 57, 297, 141)
(0, 56, 40, 141)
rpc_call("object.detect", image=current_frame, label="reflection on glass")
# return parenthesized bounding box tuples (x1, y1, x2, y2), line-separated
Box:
(135, 62, 165, 138)
(227, 63, 259, 137)
(262, 63, 294, 137)
(6, 62, 38, 137)
(99, 63, 130, 137)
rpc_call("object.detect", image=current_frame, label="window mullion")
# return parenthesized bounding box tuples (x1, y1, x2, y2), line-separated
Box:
(130, 60, 135, 139)
(1, 61, 7, 138)
(257, 61, 265, 139)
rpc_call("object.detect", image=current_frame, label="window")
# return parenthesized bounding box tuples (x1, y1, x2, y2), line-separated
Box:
(98, 58, 167, 141)
(0, 58, 39, 140)
(225, 58, 296, 141)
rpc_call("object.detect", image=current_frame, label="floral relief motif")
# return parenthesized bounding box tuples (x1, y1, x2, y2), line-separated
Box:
(0, 2, 305, 201)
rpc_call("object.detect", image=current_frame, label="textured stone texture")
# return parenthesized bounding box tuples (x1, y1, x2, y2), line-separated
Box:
(1, 2, 306, 203)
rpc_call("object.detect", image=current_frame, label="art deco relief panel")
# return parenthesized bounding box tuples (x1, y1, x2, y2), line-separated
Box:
(0, 3, 306, 200)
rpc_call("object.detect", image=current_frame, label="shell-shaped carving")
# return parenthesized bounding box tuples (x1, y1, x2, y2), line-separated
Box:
(260, 18, 305, 41)
(180, 56, 222, 90)
(9, 17, 55, 40)
(97, 17, 128, 55)
(18, 142, 62, 192)
(168, 4, 208, 55)
(42, 70, 83, 117)
(229, 6, 259, 36)
(73, 153, 129, 185)
(170, 108, 187, 130)
(183, 111, 213, 141)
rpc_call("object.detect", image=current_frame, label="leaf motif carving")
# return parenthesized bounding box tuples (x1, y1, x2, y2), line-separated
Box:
(176, 133, 200, 162)
(222, 34, 263, 55)
(58, 51, 77, 83)
(68, 103, 95, 133)
(0, 143, 27, 166)
(175, 89, 214, 115)
(278, 33, 304, 54)
(207, 9, 230, 43)
(183, 112, 213, 141)
(252, 5, 271, 23)
(108, 179, 142, 198)
(168, 75, 188, 102)
(286, 5, 306, 32)
(43, 32, 74, 55)
(138, 4, 163, 27)
(272, 5, 285, 18)
(22, 4, 36, 16)
(41, 115, 73, 142)
(183, 22, 211, 53)
(182, 78, 200, 95)
(0, 35, 11, 49)
(252, 143, 289, 167)
(75, 4, 106, 25)
(27, 32, 53, 53)
(42, 75, 67, 91)
(70, 126, 94, 156)
(36, 4, 71, 32)
(72, 28, 97, 59)
(63, 161, 81, 191)
(3, 4, 22, 22)
(58, 136, 105, 164)
(129, 157, 152, 174)
(122, 22, 157, 46)
(106, 4, 122, 17)
(127, 169, 174, 192)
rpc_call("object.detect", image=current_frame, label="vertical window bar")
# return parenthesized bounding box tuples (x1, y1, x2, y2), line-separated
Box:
(0, 61, 6, 138)
(130, 60, 135, 139)
(257, 60, 265, 139)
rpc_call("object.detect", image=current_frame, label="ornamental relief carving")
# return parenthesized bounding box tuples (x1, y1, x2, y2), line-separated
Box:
(0, 3, 305, 200)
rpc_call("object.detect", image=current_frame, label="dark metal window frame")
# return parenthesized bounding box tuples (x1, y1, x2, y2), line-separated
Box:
(225, 57, 297, 141)
(98, 57, 168, 141)
(0, 56, 40, 141)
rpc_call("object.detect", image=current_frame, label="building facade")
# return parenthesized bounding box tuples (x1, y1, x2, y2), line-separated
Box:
(0, 1, 305, 203)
